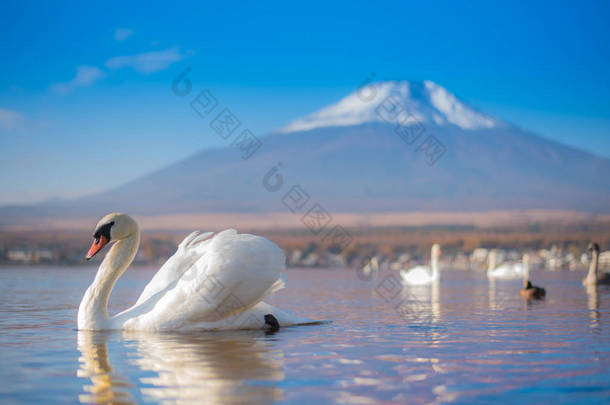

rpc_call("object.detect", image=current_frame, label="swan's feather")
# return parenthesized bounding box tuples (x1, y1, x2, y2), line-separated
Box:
(487, 263, 523, 279)
(134, 231, 214, 306)
(400, 266, 437, 285)
(116, 229, 302, 331)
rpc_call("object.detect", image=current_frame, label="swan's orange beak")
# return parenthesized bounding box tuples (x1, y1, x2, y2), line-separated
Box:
(86, 235, 109, 260)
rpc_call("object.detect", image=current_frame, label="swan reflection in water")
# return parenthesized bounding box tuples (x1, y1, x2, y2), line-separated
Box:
(77, 331, 134, 404)
(77, 330, 284, 404)
(585, 283, 600, 331)
(396, 280, 441, 332)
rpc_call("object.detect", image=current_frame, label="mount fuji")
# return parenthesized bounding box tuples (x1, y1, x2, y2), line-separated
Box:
(2, 80, 609, 226)
(280, 80, 500, 133)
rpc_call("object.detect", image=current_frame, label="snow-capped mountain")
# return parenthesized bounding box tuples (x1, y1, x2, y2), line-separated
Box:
(280, 80, 500, 133)
(1, 80, 609, 226)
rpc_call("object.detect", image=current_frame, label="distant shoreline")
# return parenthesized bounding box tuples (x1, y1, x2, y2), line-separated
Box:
(1, 212, 608, 267)
(1, 209, 609, 232)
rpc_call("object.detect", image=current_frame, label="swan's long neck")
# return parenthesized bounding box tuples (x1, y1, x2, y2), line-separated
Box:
(78, 232, 140, 330)
(586, 250, 599, 282)
(488, 251, 496, 272)
(431, 249, 439, 277)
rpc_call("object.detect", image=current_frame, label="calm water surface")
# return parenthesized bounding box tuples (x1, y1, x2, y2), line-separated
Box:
(0, 266, 609, 404)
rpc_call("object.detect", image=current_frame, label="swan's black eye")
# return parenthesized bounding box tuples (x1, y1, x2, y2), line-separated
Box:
(93, 221, 114, 240)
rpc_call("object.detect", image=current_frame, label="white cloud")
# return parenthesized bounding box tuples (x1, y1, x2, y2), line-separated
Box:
(0, 108, 25, 130)
(51, 66, 104, 95)
(105, 47, 192, 74)
(114, 27, 133, 41)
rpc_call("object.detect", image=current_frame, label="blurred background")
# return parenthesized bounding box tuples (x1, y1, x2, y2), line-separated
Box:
(1, 0, 609, 269)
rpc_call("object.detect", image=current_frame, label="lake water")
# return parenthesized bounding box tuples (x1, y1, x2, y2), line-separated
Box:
(0, 265, 609, 404)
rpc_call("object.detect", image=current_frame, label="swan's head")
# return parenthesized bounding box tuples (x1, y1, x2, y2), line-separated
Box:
(588, 242, 600, 253)
(431, 243, 441, 257)
(86, 213, 138, 260)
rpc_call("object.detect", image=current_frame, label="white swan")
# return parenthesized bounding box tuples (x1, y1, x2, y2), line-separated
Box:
(400, 244, 441, 286)
(78, 213, 311, 331)
(583, 242, 610, 286)
(486, 250, 524, 279)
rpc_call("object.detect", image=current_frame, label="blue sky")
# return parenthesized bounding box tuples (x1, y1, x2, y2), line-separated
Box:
(1, 1, 609, 204)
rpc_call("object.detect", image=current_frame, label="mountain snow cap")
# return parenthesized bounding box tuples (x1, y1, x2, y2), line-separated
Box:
(279, 80, 500, 133)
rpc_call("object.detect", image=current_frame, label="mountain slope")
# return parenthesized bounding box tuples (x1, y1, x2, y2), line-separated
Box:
(1, 80, 609, 225)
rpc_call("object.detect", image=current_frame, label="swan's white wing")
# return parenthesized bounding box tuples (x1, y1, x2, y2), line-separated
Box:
(135, 231, 215, 306)
(512, 263, 525, 275)
(121, 229, 286, 331)
(488, 265, 507, 278)
(488, 263, 520, 279)
(401, 266, 432, 285)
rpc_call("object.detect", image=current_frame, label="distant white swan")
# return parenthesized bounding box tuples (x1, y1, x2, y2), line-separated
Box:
(583, 242, 610, 286)
(400, 244, 441, 286)
(78, 213, 311, 331)
(487, 250, 524, 279)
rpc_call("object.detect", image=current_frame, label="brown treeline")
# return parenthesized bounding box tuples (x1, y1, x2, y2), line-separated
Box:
(1, 221, 609, 265)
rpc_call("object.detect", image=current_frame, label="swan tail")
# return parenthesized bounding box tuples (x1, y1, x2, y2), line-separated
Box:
(253, 276, 285, 303)
(268, 276, 285, 294)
